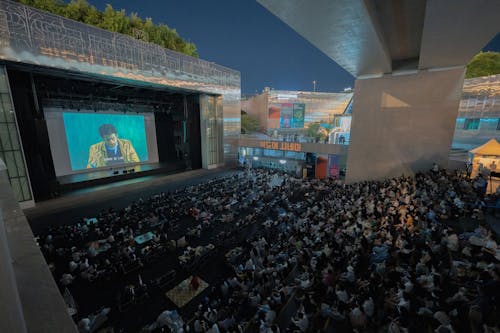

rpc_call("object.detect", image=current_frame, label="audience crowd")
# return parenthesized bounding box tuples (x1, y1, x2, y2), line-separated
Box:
(37, 167, 499, 333)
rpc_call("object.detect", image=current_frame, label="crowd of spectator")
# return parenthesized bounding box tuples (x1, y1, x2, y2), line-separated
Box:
(37, 167, 499, 332)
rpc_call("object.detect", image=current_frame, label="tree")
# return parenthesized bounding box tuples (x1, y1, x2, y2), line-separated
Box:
(15, 0, 198, 58)
(82, 5, 102, 26)
(306, 122, 320, 138)
(306, 122, 327, 141)
(466, 52, 500, 78)
(99, 5, 129, 34)
(241, 111, 260, 134)
(64, 0, 91, 22)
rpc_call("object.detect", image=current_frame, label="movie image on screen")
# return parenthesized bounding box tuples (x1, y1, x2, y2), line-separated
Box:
(63, 112, 148, 171)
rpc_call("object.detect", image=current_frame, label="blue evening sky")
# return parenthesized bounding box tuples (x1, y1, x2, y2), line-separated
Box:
(87, 0, 499, 95)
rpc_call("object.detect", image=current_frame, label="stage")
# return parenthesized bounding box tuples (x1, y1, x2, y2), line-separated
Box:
(55, 161, 188, 193)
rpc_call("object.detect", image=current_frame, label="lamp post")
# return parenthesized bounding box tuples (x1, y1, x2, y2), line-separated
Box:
(312, 80, 316, 92)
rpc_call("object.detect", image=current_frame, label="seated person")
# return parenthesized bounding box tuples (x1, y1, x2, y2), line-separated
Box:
(291, 312, 309, 332)
(190, 275, 201, 291)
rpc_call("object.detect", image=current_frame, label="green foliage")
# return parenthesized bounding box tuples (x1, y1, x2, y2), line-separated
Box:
(241, 111, 261, 134)
(16, 0, 198, 58)
(306, 122, 327, 141)
(306, 122, 320, 138)
(466, 52, 500, 78)
(19, 0, 66, 15)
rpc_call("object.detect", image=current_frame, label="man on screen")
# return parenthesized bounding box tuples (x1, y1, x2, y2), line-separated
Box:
(87, 124, 139, 168)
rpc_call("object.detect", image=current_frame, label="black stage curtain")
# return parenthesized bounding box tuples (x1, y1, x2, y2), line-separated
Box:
(187, 95, 202, 170)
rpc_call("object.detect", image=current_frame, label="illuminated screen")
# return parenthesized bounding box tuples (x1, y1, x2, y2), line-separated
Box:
(63, 112, 148, 171)
(45, 109, 158, 176)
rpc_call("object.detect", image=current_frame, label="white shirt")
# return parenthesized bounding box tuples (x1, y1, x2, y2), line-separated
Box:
(293, 316, 309, 332)
(363, 298, 374, 317)
(207, 323, 220, 333)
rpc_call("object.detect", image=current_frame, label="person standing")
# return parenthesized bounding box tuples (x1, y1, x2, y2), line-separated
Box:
(489, 160, 497, 173)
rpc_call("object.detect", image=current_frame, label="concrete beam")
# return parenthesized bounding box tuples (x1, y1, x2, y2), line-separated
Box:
(419, 0, 500, 69)
(257, 0, 392, 76)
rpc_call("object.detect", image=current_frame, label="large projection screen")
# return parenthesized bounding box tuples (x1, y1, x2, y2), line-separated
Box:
(44, 108, 159, 176)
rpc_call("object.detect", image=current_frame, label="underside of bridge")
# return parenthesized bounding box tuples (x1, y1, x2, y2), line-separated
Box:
(258, 0, 500, 182)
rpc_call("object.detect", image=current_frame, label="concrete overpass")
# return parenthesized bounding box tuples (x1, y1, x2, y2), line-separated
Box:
(257, 0, 500, 182)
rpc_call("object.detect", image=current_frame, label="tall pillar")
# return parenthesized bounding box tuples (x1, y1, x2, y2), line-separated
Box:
(199, 94, 224, 169)
(346, 67, 465, 183)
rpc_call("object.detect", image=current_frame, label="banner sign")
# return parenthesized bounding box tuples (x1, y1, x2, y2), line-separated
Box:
(258, 141, 302, 151)
(268, 106, 281, 129)
(292, 103, 305, 128)
(280, 103, 293, 128)
(328, 154, 339, 178)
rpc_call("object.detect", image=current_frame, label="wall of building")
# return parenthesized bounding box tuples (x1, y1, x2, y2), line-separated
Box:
(268, 90, 352, 127)
(452, 74, 500, 149)
(241, 91, 269, 132)
(241, 90, 353, 143)
(0, 160, 77, 333)
(346, 68, 465, 183)
(239, 137, 349, 155)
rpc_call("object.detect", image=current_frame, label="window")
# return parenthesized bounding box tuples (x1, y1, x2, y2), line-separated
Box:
(464, 118, 480, 130)
(263, 149, 283, 157)
(478, 118, 499, 131)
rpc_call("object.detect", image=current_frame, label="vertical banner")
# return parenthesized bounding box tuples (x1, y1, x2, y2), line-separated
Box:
(328, 154, 339, 178)
(268, 106, 281, 129)
(280, 103, 293, 128)
(292, 103, 305, 128)
(316, 156, 328, 179)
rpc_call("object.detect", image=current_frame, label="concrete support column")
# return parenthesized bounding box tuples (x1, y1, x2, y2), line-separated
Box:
(346, 67, 465, 183)
(200, 94, 210, 169)
(200, 94, 224, 169)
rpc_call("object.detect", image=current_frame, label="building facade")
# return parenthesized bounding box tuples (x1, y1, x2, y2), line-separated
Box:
(242, 89, 352, 140)
(0, 0, 241, 205)
(453, 74, 500, 150)
(240, 89, 352, 177)
(239, 75, 500, 177)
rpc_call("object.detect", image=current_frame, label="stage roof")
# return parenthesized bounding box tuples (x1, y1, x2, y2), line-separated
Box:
(0, 0, 240, 97)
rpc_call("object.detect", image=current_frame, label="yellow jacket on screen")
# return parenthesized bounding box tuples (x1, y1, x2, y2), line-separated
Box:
(87, 139, 139, 168)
